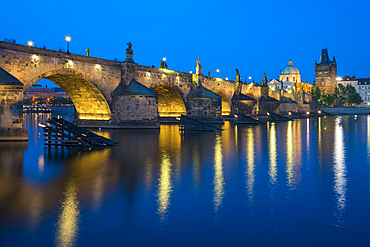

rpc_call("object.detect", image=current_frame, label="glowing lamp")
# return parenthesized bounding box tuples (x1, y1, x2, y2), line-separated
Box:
(289, 112, 292, 115)
(336, 77, 342, 81)
(28, 40, 34, 47)
(162, 57, 166, 62)
(65, 36, 71, 42)
(95, 64, 101, 71)
(267, 112, 270, 116)
(190, 71, 192, 74)
(318, 110, 322, 114)
(234, 114, 238, 118)
(306, 111, 310, 115)
(226, 77, 228, 80)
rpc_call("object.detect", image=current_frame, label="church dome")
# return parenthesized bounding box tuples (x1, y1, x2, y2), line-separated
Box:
(279, 59, 300, 75)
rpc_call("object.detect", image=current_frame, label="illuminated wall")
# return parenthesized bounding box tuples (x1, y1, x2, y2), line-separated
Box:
(152, 84, 186, 117)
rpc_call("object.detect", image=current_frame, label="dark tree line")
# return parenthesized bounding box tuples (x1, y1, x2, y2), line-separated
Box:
(311, 83, 362, 106)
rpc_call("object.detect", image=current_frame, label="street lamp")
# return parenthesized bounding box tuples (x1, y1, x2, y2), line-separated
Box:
(28, 40, 34, 47)
(249, 76, 252, 83)
(65, 36, 71, 53)
(216, 69, 220, 78)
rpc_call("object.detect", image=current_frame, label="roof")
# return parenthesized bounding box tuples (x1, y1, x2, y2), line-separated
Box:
(187, 85, 221, 98)
(279, 59, 300, 75)
(280, 96, 297, 104)
(111, 79, 157, 96)
(232, 93, 256, 101)
(0, 66, 23, 86)
(317, 48, 336, 65)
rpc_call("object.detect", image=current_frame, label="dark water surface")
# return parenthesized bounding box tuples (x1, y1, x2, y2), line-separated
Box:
(1, 113, 370, 246)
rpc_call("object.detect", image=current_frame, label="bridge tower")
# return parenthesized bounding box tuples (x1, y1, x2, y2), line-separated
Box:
(315, 48, 337, 95)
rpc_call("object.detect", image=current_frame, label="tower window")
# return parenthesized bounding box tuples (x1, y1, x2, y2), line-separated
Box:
(286, 77, 289, 81)
(293, 77, 296, 81)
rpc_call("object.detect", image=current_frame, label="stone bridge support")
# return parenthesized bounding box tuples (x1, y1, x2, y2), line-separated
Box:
(0, 68, 28, 140)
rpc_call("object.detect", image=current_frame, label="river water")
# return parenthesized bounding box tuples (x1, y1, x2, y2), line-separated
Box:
(1, 113, 370, 246)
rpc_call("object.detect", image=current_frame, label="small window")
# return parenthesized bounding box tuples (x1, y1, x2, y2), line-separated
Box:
(286, 77, 289, 82)
(293, 77, 296, 81)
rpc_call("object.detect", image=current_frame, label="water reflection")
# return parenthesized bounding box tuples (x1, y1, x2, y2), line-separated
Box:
(333, 117, 347, 227)
(286, 121, 294, 187)
(55, 181, 80, 247)
(268, 122, 277, 187)
(157, 152, 173, 221)
(213, 134, 224, 212)
(246, 127, 255, 201)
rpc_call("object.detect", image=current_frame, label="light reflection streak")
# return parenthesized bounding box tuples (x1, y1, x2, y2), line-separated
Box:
(286, 121, 294, 187)
(38, 154, 44, 173)
(268, 123, 277, 186)
(213, 134, 224, 212)
(55, 181, 80, 247)
(306, 118, 310, 151)
(246, 127, 255, 201)
(333, 117, 347, 227)
(157, 152, 173, 221)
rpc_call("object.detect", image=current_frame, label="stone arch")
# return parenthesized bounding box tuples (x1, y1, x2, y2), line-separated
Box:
(24, 68, 111, 120)
(210, 88, 232, 116)
(150, 81, 187, 117)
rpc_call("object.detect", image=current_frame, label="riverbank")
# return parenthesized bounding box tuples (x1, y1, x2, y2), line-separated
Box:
(321, 106, 370, 115)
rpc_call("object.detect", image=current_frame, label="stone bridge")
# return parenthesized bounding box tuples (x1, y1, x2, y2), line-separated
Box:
(0, 41, 312, 140)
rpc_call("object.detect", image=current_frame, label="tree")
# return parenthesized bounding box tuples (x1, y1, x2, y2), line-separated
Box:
(333, 83, 362, 105)
(312, 86, 321, 102)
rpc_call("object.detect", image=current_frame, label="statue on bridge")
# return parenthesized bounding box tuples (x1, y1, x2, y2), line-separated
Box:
(125, 42, 134, 62)
(234, 68, 241, 95)
(86, 46, 90, 56)
(262, 73, 268, 86)
(196, 57, 202, 75)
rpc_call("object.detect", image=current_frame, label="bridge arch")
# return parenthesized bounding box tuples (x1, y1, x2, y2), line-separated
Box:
(150, 81, 187, 117)
(25, 68, 111, 120)
(210, 88, 232, 116)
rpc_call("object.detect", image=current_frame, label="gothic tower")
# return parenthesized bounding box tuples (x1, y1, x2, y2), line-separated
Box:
(315, 48, 337, 95)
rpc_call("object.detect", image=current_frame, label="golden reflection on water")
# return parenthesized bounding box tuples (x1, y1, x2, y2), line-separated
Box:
(268, 122, 277, 186)
(157, 152, 173, 221)
(286, 121, 294, 187)
(55, 181, 80, 247)
(213, 134, 224, 212)
(246, 127, 255, 201)
(333, 117, 347, 226)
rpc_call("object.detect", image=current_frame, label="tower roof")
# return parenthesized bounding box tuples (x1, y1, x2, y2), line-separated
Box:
(318, 48, 336, 65)
(0, 67, 23, 86)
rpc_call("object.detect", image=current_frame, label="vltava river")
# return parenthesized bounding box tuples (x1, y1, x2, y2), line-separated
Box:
(1, 113, 370, 246)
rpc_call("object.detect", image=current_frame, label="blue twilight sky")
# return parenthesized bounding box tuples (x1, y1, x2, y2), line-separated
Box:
(1, 0, 369, 86)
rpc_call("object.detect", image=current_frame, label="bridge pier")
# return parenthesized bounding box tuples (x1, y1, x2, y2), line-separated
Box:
(0, 67, 28, 141)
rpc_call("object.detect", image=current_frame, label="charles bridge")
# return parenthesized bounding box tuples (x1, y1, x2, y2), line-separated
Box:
(0, 41, 313, 140)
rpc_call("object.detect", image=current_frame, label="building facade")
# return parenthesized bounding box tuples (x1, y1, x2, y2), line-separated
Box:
(315, 48, 337, 95)
(337, 76, 370, 104)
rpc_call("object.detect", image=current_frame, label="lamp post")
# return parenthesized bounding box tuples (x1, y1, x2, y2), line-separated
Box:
(65, 36, 71, 53)
(249, 76, 252, 83)
(216, 69, 219, 78)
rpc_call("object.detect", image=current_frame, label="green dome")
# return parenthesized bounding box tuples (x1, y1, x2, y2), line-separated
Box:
(279, 59, 299, 75)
